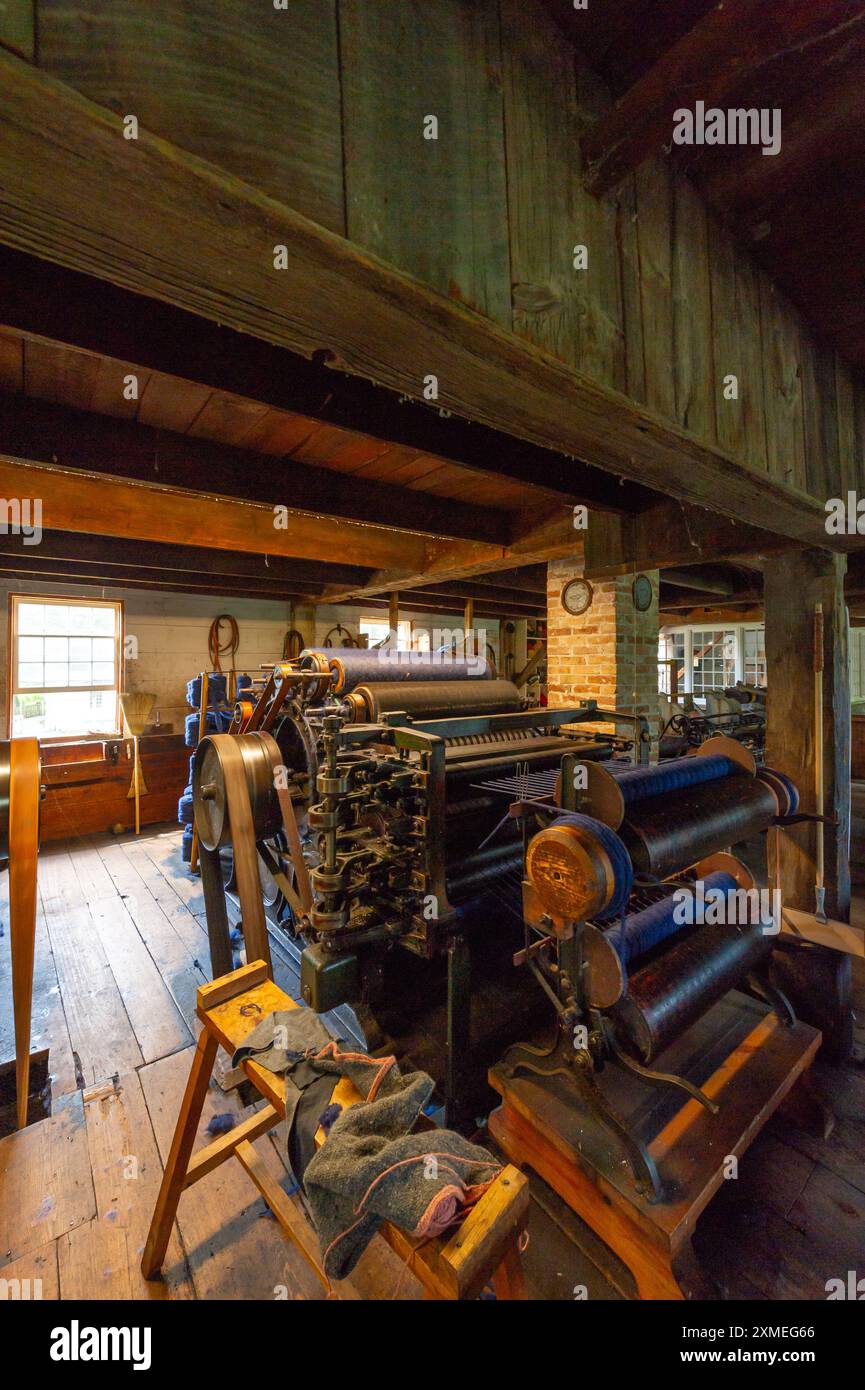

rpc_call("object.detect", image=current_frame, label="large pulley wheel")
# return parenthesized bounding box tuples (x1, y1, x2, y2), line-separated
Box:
(2, 738, 41, 1128)
(193, 732, 282, 852)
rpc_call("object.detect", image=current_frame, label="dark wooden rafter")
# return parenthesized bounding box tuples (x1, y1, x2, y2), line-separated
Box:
(0, 54, 838, 548)
(0, 454, 580, 593)
(0, 249, 650, 518)
(0, 390, 513, 545)
(0, 529, 369, 588)
(579, 0, 859, 196)
(584, 500, 808, 579)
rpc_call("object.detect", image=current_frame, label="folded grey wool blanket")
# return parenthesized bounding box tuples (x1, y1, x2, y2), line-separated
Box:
(232, 1010, 502, 1281)
(304, 1048, 502, 1280)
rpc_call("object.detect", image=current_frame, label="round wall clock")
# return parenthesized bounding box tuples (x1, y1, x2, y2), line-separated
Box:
(561, 577, 593, 616)
(632, 573, 654, 612)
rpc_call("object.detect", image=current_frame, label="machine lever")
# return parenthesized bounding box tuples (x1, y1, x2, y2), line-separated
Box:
(606, 1030, 720, 1116)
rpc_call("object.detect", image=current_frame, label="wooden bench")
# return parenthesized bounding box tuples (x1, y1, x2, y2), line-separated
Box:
(142, 961, 529, 1300)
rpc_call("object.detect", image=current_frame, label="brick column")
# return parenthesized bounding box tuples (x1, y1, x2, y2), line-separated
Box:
(547, 556, 659, 749)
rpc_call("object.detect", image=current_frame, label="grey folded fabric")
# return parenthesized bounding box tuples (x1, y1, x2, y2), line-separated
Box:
(232, 1009, 341, 1183)
(233, 1010, 502, 1280)
(302, 1048, 501, 1281)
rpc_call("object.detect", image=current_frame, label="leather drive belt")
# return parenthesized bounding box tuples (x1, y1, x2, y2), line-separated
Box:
(3, 738, 41, 1128)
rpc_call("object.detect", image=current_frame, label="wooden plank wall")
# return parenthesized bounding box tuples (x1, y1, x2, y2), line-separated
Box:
(9, 0, 865, 508)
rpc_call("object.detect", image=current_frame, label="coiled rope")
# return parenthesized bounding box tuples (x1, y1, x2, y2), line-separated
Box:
(208, 614, 240, 673)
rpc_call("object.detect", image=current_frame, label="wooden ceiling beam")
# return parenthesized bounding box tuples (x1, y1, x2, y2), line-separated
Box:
(580, 0, 852, 196)
(660, 565, 737, 595)
(0, 557, 311, 603)
(0, 529, 369, 587)
(0, 457, 580, 590)
(0, 246, 649, 518)
(319, 505, 578, 603)
(0, 53, 834, 548)
(584, 500, 807, 578)
(0, 390, 510, 546)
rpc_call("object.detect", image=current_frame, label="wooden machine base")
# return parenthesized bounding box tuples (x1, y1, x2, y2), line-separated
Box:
(489, 993, 825, 1300)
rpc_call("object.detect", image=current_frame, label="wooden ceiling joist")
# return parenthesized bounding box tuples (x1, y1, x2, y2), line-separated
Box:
(0, 248, 648, 518)
(0, 455, 577, 594)
(0, 390, 513, 545)
(580, 0, 852, 196)
(0, 51, 839, 550)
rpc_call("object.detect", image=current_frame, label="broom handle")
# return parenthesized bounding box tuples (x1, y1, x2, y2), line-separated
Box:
(133, 735, 141, 835)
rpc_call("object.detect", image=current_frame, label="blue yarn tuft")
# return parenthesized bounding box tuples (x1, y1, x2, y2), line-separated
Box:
(206, 1113, 236, 1137)
(317, 1102, 343, 1134)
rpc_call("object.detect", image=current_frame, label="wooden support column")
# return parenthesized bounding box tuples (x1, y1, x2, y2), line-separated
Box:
(389, 591, 399, 642)
(764, 549, 850, 920)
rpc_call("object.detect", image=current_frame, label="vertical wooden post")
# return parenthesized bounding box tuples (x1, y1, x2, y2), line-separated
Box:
(189, 671, 209, 874)
(764, 550, 850, 920)
(463, 598, 474, 662)
(389, 592, 399, 644)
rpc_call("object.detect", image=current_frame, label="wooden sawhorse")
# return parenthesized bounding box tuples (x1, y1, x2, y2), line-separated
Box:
(142, 961, 529, 1300)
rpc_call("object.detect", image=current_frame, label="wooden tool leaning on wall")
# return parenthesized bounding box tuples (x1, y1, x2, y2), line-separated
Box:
(0, 738, 41, 1129)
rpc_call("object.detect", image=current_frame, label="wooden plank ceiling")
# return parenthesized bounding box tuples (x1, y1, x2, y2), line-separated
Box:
(544, 0, 865, 370)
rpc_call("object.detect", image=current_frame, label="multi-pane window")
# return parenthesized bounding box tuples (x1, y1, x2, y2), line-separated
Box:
(657, 632, 686, 696)
(358, 618, 414, 651)
(690, 629, 737, 694)
(743, 627, 767, 687)
(10, 597, 122, 738)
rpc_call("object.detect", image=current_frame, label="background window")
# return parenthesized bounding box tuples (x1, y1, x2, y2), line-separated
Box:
(658, 631, 686, 696)
(743, 627, 767, 687)
(10, 597, 122, 738)
(690, 629, 736, 694)
(359, 618, 414, 650)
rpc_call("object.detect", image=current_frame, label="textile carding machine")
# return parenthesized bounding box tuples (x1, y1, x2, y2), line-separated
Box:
(487, 736, 831, 1299)
(192, 647, 651, 1122)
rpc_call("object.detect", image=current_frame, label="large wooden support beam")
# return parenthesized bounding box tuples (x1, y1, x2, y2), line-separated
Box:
(0, 456, 579, 589)
(583, 501, 800, 578)
(0, 52, 837, 549)
(661, 566, 736, 595)
(764, 550, 850, 922)
(0, 248, 647, 518)
(581, 0, 848, 195)
(0, 528, 369, 587)
(0, 390, 511, 545)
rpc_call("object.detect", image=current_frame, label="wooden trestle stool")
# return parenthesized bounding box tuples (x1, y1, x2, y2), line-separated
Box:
(142, 961, 529, 1300)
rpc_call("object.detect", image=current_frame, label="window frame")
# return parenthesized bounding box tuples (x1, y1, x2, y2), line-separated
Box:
(658, 620, 766, 697)
(7, 594, 125, 742)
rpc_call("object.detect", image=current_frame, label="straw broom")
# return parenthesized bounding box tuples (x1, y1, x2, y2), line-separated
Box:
(120, 691, 155, 835)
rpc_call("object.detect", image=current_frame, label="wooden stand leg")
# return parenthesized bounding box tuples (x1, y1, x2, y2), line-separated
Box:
(491, 1244, 527, 1300)
(141, 1029, 219, 1279)
(779, 1066, 835, 1140)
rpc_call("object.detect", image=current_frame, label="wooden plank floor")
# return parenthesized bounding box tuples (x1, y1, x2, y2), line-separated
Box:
(0, 823, 863, 1300)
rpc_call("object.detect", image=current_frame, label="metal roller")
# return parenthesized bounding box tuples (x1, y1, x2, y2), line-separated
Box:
(618, 774, 777, 881)
(609, 915, 774, 1063)
(325, 647, 494, 694)
(355, 678, 521, 723)
(525, 813, 633, 924)
(578, 735, 755, 829)
(583, 852, 759, 1008)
